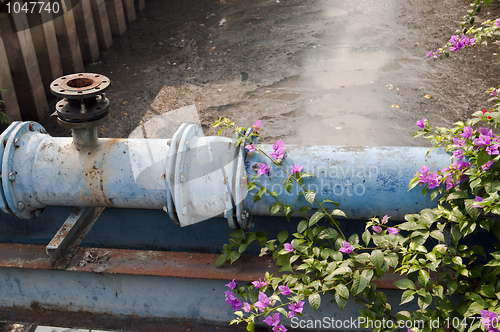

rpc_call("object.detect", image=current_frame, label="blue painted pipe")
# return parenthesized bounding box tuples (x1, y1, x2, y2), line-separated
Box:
(0, 121, 451, 227)
(245, 145, 451, 221)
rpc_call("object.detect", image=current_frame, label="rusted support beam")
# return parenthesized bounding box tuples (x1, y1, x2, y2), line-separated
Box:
(0, 243, 401, 289)
(46, 207, 105, 269)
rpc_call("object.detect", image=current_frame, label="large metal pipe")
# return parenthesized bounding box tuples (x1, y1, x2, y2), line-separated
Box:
(245, 145, 450, 221)
(0, 120, 451, 227)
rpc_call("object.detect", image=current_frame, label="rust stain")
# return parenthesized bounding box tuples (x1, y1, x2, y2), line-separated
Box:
(0, 243, 402, 289)
(1, 303, 247, 332)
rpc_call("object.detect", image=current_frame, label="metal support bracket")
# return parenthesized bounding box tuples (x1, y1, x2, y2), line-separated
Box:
(46, 206, 105, 269)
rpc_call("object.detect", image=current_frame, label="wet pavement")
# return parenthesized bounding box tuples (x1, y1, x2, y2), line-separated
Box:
(41, 0, 500, 147)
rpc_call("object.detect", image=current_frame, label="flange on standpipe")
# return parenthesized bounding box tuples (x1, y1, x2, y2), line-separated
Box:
(50, 73, 111, 147)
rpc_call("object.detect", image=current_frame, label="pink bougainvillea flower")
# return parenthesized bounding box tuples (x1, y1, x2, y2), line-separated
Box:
(291, 163, 303, 175)
(225, 279, 236, 290)
(460, 126, 473, 138)
(253, 119, 262, 131)
(372, 225, 382, 233)
(483, 160, 495, 171)
(256, 163, 269, 176)
(381, 215, 390, 224)
(254, 292, 270, 312)
(264, 313, 280, 327)
(480, 310, 499, 332)
(339, 241, 352, 254)
(473, 196, 484, 208)
(278, 284, 291, 296)
(243, 302, 251, 312)
(415, 118, 426, 128)
(288, 301, 304, 318)
(387, 227, 399, 235)
(252, 277, 268, 289)
(245, 143, 257, 153)
(284, 243, 294, 252)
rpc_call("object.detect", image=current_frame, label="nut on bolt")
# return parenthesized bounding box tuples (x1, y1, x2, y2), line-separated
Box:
(241, 210, 249, 220)
(17, 201, 25, 212)
(8, 172, 15, 181)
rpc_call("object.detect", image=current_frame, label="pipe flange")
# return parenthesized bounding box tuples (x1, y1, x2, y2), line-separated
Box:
(50, 73, 111, 125)
(2, 121, 47, 219)
(165, 124, 190, 225)
(234, 129, 251, 230)
(0, 121, 22, 215)
(172, 124, 206, 227)
(50, 73, 111, 99)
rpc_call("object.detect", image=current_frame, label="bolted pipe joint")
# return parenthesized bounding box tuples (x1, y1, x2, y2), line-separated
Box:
(50, 73, 111, 148)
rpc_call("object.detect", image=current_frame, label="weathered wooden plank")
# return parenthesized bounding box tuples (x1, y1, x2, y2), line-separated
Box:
(105, 0, 127, 36)
(90, 0, 113, 51)
(73, 0, 100, 63)
(53, 0, 84, 73)
(135, 0, 145, 12)
(123, 0, 136, 24)
(9, 5, 49, 120)
(40, 10, 63, 81)
(0, 36, 22, 122)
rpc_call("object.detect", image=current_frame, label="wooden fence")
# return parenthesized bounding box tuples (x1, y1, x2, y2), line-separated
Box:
(0, 0, 146, 122)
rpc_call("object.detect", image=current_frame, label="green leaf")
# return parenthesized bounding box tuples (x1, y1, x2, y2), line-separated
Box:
(331, 209, 347, 218)
(229, 250, 241, 264)
(418, 269, 430, 287)
(362, 229, 371, 246)
(247, 321, 254, 332)
(485, 181, 500, 195)
(305, 191, 316, 205)
(308, 293, 321, 311)
(418, 293, 432, 310)
(215, 253, 228, 266)
(370, 250, 384, 270)
(335, 284, 349, 310)
(284, 205, 293, 220)
(254, 187, 266, 202)
(477, 149, 490, 167)
(283, 177, 293, 193)
(322, 198, 339, 207)
(430, 230, 445, 242)
(297, 220, 308, 233)
(269, 202, 281, 215)
(352, 273, 370, 296)
(300, 206, 312, 213)
(309, 211, 325, 227)
(277, 230, 288, 244)
(447, 190, 469, 201)
(327, 266, 352, 278)
(317, 228, 339, 240)
(400, 290, 415, 305)
(393, 278, 416, 290)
